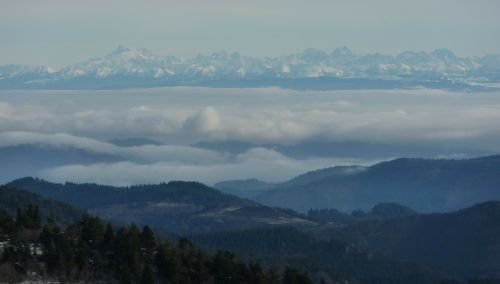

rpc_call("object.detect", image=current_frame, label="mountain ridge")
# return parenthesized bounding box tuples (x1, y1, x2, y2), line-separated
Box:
(1, 47, 499, 91)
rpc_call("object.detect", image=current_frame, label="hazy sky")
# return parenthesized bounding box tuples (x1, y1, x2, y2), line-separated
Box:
(1, 0, 499, 67)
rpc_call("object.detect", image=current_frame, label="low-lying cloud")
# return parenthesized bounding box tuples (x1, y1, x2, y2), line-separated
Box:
(0, 131, 225, 164)
(1, 87, 500, 185)
(39, 151, 378, 186)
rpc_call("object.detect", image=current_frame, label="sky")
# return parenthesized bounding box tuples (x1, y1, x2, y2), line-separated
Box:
(1, 0, 500, 67)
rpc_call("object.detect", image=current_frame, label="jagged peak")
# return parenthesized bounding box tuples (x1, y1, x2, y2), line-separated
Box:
(209, 50, 230, 60)
(109, 46, 154, 58)
(331, 46, 354, 57)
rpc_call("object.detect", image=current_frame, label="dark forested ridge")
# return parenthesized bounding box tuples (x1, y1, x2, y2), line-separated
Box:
(313, 201, 500, 279)
(0, 205, 315, 283)
(6, 177, 315, 234)
(7, 177, 246, 209)
(250, 155, 500, 212)
(3, 178, 500, 282)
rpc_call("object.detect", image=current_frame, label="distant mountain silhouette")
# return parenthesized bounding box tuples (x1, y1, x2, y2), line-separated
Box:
(194, 139, 487, 159)
(108, 137, 164, 147)
(0, 144, 123, 183)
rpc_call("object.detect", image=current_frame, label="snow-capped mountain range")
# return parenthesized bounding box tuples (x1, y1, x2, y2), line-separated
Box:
(1, 46, 499, 91)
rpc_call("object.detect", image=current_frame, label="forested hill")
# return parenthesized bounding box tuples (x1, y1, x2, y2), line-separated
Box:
(7, 177, 245, 209)
(0, 185, 83, 225)
(6, 177, 315, 234)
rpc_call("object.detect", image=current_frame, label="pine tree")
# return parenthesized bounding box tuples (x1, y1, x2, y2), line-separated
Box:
(1, 246, 18, 264)
(141, 225, 156, 263)
(155, 242, 180, 284)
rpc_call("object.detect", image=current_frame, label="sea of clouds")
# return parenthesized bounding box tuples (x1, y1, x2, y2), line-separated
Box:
(1, 87, 499, 185)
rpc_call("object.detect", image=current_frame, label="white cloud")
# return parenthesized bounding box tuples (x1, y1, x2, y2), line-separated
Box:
(182, 106, 221, 133)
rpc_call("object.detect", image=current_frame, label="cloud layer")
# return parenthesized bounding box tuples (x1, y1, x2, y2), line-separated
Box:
(1, 87, 500, 185)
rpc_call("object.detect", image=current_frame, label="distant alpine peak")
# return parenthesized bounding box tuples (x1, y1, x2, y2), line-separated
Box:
(108, 46, 154, 59)
(331, 46, 353, 57)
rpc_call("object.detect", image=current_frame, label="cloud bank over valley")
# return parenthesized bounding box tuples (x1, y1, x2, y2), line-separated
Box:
(1, 87, 499, 185)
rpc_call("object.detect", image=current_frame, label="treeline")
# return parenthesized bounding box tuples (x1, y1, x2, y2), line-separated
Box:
(307, 202, 417, 225)
(0, 205, 314, 283)
(192, 227, 500, 284)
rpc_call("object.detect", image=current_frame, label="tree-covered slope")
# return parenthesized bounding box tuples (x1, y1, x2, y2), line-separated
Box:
(191, 227, 451, 284)
(316, 201, 500, 279)
(7, 178, 315, 234)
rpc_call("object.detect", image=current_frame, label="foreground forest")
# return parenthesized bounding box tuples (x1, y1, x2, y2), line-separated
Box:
(0, 204, 315, 283)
